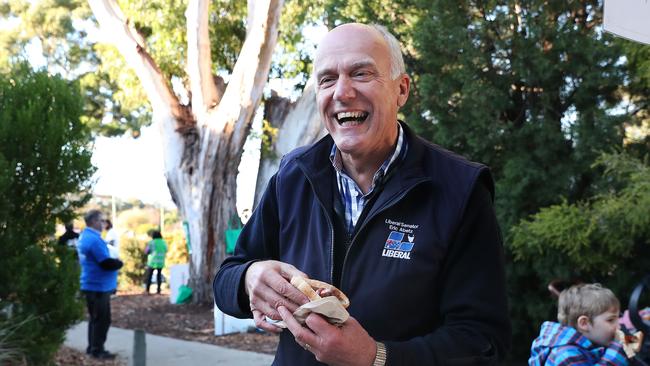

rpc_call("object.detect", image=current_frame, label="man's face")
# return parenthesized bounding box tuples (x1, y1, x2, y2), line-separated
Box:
(313, 24, 409, 159)
(90, 215, 105, 232)
(583, 307, 619, 346)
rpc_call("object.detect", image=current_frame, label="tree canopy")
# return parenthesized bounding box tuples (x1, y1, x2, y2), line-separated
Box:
(410, 1, 628, 230)
(0, 64, 94, 364)
(512, 152, 650, 276)
(406, 1, 649, 361)
(0, 0, 247, 137)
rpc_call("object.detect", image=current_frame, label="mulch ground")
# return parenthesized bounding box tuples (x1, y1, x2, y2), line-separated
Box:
(55, 287, 279, 365)
(54, 346, 125, 366)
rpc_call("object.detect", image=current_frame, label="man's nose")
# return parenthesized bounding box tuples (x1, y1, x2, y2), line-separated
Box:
(333, 77, 356, 101)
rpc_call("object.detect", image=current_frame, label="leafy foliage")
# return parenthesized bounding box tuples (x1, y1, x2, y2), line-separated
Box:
(273, 0, 420, 89)
(619, 39, 650, 155)
(405, 1, 650, 361)
(0, 0, 247, 137)
(119, 236, 149, 287)
(164, 229, 190, 269)
(510, 152, 650, 356)
(512, 153, 650, 272)
(0, 0, 93, 71)
(411, 1, 626, 230)
(0, 65, 94, 364)
(0, 316, 30, 365)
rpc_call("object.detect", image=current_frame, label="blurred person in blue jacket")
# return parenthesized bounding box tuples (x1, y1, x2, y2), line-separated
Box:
(77, 209, 123, 360)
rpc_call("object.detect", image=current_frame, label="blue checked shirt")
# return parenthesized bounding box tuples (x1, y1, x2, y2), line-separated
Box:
(330, 123, 407, 235)
(529, 321, 628, 366)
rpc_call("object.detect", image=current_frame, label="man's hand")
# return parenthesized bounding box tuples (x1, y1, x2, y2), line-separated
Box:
(278, 306, 376, 366)
(245, 260, 309, 333)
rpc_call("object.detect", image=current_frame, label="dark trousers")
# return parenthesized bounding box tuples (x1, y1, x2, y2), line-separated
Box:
(83, 291, 111, 354)
(145, 267, 162, 294)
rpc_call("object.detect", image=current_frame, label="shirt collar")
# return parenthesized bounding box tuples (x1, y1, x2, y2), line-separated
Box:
(86, 227, 102, 236)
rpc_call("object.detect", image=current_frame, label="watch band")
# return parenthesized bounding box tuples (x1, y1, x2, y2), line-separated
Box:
(373, 341, 387, 366)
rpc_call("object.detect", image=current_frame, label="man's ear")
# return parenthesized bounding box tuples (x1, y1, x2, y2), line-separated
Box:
(396, 74, 410, 108)
(576, 315, 591, 332)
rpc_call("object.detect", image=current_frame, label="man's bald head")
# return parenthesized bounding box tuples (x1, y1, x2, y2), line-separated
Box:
(315, 23, 405, 80)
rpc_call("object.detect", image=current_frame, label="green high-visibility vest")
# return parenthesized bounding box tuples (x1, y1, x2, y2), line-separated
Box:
(147, 238, 168, 269)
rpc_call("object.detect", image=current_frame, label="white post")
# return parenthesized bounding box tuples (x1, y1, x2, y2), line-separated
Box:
(159, 204, 164, 232)
(111, 195, 117, 224)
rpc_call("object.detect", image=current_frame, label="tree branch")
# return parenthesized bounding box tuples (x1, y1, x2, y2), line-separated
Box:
(211, 0, 283, 156)
(246, 0, 256, 37)
(88, 0, 190, 130)
(186, 0, 221, 117)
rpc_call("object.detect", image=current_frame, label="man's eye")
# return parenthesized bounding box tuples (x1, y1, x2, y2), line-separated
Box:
(319, 77, 335, 86)
(353, 70, 371, 78)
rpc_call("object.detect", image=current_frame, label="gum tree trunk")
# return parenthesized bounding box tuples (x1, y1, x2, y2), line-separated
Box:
(253, 81, 325, 206)
(89, 0, 283, 303)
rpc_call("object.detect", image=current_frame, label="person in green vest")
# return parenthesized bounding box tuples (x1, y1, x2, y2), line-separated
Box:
(144, 230, 168, 295)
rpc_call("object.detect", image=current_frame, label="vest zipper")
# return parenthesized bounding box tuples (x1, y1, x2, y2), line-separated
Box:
(339, 179, 428, 286)
(301, 172, 336, 284)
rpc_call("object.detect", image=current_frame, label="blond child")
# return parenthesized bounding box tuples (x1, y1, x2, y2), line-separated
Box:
(529, 283, 628, 366)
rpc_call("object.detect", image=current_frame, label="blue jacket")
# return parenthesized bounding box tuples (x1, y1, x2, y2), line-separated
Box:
(529, 321, 628, 365)
(214, 122, 511, 365)
(77, 228, 118, 292)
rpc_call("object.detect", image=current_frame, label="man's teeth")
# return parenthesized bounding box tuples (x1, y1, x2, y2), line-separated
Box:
(336, 111, 368, 124)
(337, 111, 365, 119)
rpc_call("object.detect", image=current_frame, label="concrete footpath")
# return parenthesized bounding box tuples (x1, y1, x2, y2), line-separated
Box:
(65, 321, 274, 366)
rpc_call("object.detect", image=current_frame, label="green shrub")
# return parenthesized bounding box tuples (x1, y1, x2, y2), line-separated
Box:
(508, 152, 650, 361)
(0, 316, 30, 365)
(164, 229, 190, 268)
(118, 236, 148, 288)
(0, 65, 94, 364)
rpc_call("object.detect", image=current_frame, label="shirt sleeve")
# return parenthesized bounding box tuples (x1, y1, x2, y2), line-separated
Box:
(384, 177, 512, 365)
(89, 236, 111, 263)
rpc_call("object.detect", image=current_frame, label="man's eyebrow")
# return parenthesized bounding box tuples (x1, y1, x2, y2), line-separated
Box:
(349, 60, 377, 70)
(315, 68, 335, 80)
(315, 60, 378, 80)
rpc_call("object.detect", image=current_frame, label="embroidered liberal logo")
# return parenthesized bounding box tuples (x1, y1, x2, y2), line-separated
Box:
(382, 231, 415, 260)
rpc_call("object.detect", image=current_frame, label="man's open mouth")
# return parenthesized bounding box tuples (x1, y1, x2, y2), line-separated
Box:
(336, 111, 369, 126)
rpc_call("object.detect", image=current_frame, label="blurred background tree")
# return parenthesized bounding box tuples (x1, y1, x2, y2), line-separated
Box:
(407, 1, 650, 361)
(0, 64, 94, 364)
(0, 0, 246, 138)
(511, 152, 650, 279)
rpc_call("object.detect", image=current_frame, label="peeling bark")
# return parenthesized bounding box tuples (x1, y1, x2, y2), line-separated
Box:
(254, 81, 325, 206)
